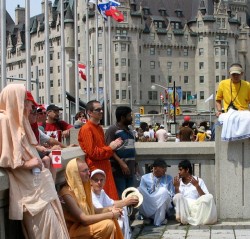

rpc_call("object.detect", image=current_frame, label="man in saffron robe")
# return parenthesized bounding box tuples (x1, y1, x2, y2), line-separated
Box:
(78, 100, 123, 200)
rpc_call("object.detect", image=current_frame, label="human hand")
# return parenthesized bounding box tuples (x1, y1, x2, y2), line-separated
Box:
(188, 176, 199, 187)
(36, 145, 47, 153)
(125, 196, 139, 206)
(23, 157, 43, 170)
(51, 145, 61, 150)
(173, 176, 180, 188)
(216, 111, 222, 117)
(109, 138, 123, 150)
(111, 207, 123, 219)
(62, 129, 70, 138)
(119, 160, 130, 175)
(41, 155, 51, 169)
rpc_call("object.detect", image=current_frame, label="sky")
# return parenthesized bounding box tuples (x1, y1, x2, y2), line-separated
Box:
(6, 0, 42, 20)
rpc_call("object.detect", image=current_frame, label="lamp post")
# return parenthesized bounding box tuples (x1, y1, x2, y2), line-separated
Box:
(151, 82, 177, 133)
(66, 59, 80, 113)
(151, 84, 167, 128)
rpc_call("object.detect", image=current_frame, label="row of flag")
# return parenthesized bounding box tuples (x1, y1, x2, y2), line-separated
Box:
(89, 0, 124, 22)
(77, 1, 123, 81)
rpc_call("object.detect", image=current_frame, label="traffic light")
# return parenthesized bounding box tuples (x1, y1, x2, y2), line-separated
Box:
(139, 106, 144, 115)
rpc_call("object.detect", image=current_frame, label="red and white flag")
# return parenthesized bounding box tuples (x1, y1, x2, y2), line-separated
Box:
(78, 63, 87, 81)
(51, 150, 62, 168)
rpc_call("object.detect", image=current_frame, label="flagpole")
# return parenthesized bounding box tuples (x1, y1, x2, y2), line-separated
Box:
(103, 20, 108, 127)
(108, 17, 112, 125)
(45, 0, 51, 105)
(60, 0, 66, 120)
(1, 0, 6, 90)
(95, 4, 99, 101)
(25, 0, 31, 91)
(86, 0, 90, 102)
(74, 0, 79, 112)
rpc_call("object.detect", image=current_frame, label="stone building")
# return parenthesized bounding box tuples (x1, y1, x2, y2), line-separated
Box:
(3, 0, 250, 123)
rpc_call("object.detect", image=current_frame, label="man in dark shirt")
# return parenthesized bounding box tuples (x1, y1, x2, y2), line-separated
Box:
(105, 106, 135, 198)
(179, 121, 193, 142)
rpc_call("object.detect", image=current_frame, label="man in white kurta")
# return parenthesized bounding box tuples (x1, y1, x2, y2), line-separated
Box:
(173, 160, 217, 225)
(138, 159, 174, 226)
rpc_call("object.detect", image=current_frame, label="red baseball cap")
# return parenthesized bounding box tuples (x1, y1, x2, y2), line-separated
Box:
(26, 91, 39, 106)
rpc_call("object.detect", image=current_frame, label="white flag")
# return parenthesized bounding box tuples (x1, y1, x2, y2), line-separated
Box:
(205, 94, 214, 103)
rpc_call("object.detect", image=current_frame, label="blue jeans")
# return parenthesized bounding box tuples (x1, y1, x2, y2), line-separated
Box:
(114, 175, 134, 198)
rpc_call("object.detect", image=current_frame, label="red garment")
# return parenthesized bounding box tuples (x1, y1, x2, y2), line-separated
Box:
(78, 121, 119, 200)
(41, 121, 73, 142)
(30, 122, 40, 142)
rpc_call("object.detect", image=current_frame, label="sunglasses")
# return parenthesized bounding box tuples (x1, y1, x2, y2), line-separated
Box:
(93, 108, 103, 112)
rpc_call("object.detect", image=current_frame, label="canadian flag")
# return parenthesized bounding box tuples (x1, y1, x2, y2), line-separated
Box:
(78, 63, 87, 81)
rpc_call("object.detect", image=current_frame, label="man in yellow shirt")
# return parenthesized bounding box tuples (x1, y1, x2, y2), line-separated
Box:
(216, 63, 250, 117)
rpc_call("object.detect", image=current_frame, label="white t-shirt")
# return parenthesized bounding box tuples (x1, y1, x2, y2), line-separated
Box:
(91, 190, 114, 208)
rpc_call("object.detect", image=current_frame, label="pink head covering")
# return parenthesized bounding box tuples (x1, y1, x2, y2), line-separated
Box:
(0, 84, 38, 168)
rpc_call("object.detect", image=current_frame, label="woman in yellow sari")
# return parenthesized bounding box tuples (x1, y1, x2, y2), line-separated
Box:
(59, 158, 124, 239)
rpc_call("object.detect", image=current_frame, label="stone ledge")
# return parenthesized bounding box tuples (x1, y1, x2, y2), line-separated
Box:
(135, 142, 215, 156)
(0, 146, 85, 192)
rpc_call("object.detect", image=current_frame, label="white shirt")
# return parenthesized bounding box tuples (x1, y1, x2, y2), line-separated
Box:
(179, 176, 209, 200)
(155, 129, 168, 142)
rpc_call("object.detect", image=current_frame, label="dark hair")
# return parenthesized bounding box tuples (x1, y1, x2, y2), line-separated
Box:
(86, 100, 100, 112)
(182, 121, 190, 127)
(140, 122, 148, 131)
(230, 63, 242, 68)
(75, 110, 87, 120)
(178, 159, 193, 175)
(115, 106, 132, 122)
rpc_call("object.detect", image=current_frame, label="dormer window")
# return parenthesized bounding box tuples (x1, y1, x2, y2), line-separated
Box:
(159, 9, 167, 17)
(171, 22, 180, 30)
(143, 7, 150, 15)
(154, 21, 164, 29)
(175, 9, 183, 17)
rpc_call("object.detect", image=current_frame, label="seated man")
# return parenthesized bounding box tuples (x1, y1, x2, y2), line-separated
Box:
(90, 169, 139, 239)
(59, 158, 124, 239)
(138, 159, 174, 226)
(173, 159, 217, 225)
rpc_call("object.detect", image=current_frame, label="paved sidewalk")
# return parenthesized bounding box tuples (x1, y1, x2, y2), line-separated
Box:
(131, 219, 250, 239)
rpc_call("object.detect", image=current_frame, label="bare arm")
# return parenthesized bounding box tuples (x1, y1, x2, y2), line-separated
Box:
(48, 137, 66, 148)
(62, 194, 121, 225)
(112, 152, 130, 175)
(215, 100, 223, 117)
(113, 196, 139, 208)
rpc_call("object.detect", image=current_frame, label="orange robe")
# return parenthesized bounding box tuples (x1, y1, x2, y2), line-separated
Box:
(78, 121, 119, 200)
(59, 158, 123, 239)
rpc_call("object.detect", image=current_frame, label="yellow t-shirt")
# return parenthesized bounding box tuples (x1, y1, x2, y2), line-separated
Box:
(216, 79, 250, 111)
(197, 132, 206, 142)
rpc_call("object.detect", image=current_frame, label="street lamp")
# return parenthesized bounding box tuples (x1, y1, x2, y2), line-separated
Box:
(151, 84, 168, 129)
(66, 59, 79, 113)
(151, 82, 177, 134)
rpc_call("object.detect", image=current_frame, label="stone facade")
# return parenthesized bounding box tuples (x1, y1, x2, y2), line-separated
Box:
(3, 0, 250, 123)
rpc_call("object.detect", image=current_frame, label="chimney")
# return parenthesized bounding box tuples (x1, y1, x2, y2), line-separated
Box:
(15, 5, 25, 25)
(41, 1, 52, 16)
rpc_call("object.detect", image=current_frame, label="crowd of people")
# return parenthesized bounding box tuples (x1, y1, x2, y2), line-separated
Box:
(2, 62, 249, 238)
(0, 85, 219, 239)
